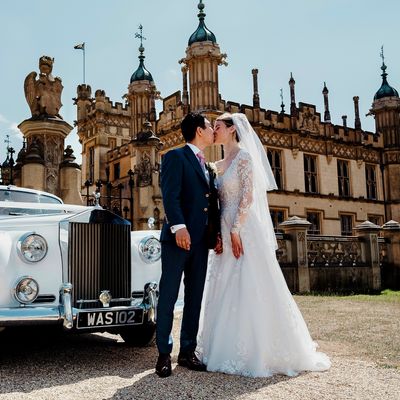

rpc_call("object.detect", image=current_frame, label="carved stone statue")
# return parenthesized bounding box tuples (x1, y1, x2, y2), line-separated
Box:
(24, 56, 63, 119)
(137, 152, 153, 186)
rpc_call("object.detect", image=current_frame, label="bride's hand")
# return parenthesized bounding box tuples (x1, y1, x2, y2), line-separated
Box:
(230, 232, 243, 259)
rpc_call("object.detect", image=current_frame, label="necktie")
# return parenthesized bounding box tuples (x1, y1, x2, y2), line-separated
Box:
(197, 151, 206, 169)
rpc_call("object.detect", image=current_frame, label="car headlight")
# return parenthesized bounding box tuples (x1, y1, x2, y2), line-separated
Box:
(17, 233, 48, 263)
(14, 276, 39, 304)
(139, 236, 161, 264)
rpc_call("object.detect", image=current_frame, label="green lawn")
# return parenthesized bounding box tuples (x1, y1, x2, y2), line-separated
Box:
(294, 291, 400, 369)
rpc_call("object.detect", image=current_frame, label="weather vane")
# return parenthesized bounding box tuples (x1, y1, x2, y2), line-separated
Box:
(4, 134, 11, 150)
(380, 45, 385, 64)
(135, 24, 146, 47)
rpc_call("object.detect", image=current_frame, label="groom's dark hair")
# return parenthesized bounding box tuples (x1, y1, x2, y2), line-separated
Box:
(181, 112, 206, 142)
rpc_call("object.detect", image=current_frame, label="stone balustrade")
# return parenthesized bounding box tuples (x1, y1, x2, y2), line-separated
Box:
(276, 216, 400, 293)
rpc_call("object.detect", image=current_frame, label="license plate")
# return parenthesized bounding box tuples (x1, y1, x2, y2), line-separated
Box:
(76, 309, 144, 329)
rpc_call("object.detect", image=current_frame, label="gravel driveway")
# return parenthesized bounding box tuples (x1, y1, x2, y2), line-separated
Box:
(0, 297, 399, 400)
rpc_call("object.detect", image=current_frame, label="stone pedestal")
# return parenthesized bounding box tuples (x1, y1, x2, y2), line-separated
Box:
(18, 118, 73, 196)
(354, 221, 382, 291)
(381, 220, 400, 289)
(59, 146, 83, 205)
(22, 163, 45, 191)
(130, 122, 163, 230)
(279, 216, 311, 293)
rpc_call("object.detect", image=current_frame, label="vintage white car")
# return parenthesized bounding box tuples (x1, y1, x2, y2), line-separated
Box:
(0, 185, 161, 346)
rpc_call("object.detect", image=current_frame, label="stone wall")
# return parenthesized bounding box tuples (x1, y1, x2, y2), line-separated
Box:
(277, 217, 400, 293)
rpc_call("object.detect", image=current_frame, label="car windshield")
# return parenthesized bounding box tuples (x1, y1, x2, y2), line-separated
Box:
(0, 189, 62, 204)
(0, 188, 64, 217)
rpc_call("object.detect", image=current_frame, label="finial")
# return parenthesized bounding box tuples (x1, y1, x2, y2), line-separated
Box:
(380, 45, 385, 64)
(197, 0, 206, 19)
(379, 45, 388, 77)
(280, 88, 285, 113)
(135, 24, 146, 54)
(322, 82, 331, 122)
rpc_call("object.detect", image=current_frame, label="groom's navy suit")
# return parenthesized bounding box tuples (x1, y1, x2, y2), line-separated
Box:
(157, 144, 220, 355)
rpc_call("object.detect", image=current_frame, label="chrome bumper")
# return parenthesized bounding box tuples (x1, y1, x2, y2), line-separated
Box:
(0, 282, 158, 329)
(0, 307, 61, 326)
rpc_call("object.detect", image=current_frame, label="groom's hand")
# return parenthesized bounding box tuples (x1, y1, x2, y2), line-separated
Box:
(175, 228, 191, 251)
(214, 234, 223, 254)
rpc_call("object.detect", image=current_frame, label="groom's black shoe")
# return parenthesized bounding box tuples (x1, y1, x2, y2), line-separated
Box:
(178, 351, 207, 371)
(155, 353, 172, 378)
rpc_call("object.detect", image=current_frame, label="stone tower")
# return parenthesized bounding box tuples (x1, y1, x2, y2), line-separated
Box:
(369, 56, 400, 221)
(179, 1, 227, 112)
(178, 1, 227, 162)
(127, 25, 160, 136)
(75, 84, 131, 194)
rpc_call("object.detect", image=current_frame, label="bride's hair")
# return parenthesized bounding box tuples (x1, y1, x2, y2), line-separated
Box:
(216, 113, 240, 142)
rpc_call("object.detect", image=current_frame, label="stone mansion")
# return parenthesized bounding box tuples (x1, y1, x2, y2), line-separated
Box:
(73, 1, 400, 234)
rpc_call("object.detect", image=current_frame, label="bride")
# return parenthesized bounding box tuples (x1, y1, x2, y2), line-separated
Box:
(197, 112, 331, 377)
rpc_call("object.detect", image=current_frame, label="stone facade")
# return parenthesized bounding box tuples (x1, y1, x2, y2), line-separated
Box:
(75, 2, 400, 237)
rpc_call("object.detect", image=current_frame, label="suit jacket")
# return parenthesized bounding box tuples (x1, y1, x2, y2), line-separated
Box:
(160, 145, 220, 248)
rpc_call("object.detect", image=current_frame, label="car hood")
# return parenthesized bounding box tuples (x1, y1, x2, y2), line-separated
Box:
(0, 213, 77, 228)
(0, 205, 161, 240)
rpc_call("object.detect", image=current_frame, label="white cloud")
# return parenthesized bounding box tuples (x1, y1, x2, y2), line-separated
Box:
(168, 69, 178, 77)
(9, 123, 22, 138)
(0, 114, 9, 124)
(1, 123, 23, 150)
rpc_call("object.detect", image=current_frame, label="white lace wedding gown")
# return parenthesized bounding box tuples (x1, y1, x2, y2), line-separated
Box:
(197, 149, 331, 377)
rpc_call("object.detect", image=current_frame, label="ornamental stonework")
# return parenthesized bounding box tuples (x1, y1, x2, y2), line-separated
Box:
(299, 139, 325, 154)
(333, 145, 357, 160)
(363, 149, 380, 163)
(307, 238, 363, 267)
(105, 116, 130, 129)
(384, 151, 400, 164)
(160, 132, 184, 150)
(261, 132, 292, 148)
(299, 108, 320, 133)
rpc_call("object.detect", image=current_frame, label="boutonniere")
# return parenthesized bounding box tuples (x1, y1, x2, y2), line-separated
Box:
(206, 162, 217, 177)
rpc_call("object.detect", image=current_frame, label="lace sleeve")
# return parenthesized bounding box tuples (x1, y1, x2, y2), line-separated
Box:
(231, 152, 253, 234)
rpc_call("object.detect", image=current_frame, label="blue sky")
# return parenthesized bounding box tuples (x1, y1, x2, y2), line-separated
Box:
(0, 0, 399, 164)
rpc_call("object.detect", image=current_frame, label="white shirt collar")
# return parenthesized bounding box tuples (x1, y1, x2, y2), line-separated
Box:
(187, 143, 201, 156)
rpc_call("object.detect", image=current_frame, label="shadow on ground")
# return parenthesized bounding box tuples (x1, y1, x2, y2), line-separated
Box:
(0, 326, 297, 399)
(0, 326, 155, 394)
(109, 366, 294, 400)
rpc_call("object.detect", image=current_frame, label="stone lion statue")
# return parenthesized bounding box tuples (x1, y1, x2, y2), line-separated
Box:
(24, 56, 63, 119)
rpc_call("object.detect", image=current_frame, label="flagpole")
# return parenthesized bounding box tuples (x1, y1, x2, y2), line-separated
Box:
(74, 42, 86, 84)
(83, 44, 86, 84)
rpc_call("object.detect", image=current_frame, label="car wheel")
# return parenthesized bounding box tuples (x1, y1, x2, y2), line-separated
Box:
(119, 323, 156, 347)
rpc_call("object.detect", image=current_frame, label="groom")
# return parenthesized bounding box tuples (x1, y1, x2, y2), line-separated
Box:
(155, 112, 220, 378)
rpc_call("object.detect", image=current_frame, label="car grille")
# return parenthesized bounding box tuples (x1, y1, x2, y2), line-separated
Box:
(68, 222, 131, 308)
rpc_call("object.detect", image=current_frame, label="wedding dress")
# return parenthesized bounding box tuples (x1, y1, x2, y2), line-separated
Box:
(197, 147, 331, 377)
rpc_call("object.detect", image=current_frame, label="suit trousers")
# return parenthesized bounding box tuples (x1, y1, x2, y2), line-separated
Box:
(156, 239, 209, 355)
